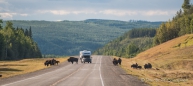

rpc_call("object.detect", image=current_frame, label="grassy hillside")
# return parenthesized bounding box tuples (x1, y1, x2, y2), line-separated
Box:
(119, 34, 193, 86)
(3, 20, 162, 56)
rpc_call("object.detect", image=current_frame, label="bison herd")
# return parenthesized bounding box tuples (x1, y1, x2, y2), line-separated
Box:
(45, 57, 153, 70)
(112, 58, 153, 69)
(44, 59, 60, 66)
(131, 63, 152, 69)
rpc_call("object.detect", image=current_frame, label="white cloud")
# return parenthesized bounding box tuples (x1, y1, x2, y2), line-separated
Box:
(50, 10, 70, 15)
(37, 9, 175, 17)
(20, 13, 28, 16)
(142, 10, 176, 16)
(99, 10, 137, 16)
(0, 13, 15, 19)
(0, 0, 9, 5)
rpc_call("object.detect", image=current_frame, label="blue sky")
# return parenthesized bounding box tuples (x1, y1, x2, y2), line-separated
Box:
(0, 0, 192, 21)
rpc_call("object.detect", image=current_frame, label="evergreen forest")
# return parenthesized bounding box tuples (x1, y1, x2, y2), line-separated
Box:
(0, 20, 42, 60)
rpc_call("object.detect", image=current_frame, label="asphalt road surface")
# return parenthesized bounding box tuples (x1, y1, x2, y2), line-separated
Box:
(0, 55, 148, 86)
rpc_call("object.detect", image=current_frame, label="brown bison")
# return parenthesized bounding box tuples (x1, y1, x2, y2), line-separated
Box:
(144, 63, 152, 69)
(68, 57, 78, 64)
(117, 58, 122, 65)
(44, 59, 59, 66)
(131, 63, 142, 69)
(112, 58, 118, 66)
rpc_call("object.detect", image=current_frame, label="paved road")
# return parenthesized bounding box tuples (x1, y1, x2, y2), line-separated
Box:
(0, 56, 148, 86)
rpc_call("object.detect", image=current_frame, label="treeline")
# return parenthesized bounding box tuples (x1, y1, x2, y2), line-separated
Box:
(94, 28, 155, 57)
(154, 0, 193, 45)
(126, 28, 156, 38)
(0, 20, 42, 60)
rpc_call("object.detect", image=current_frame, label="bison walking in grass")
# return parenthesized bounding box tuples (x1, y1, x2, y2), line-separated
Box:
(68, 57, 78, 64)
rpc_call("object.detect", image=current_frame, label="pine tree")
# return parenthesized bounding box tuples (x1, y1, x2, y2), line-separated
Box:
(29, 26, 32, 38)
(182, 0, 191, 14)
(190, 18, 193, 34)
(0, 19, 3, 29)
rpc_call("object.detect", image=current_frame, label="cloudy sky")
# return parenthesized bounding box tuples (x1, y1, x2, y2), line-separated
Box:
(0, 0, 192, 21)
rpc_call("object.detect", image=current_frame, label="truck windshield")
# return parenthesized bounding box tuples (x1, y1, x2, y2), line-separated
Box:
(83, 56, 90, 58)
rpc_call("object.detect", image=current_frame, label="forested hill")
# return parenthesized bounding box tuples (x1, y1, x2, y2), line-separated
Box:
(2, 20, 162, 56)
(93, 28, 156, 57)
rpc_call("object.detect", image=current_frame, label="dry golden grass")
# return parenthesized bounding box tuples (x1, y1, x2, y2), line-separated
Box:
(116, 34, 193, 86)
(0, 57, 68, 78)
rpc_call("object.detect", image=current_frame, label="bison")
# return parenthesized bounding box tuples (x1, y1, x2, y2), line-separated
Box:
(144, 63, 152, 69)
(68, 57, 78, 64)
(131, 64, 138, 68)
(44, 59, 59, 66)
(44, 60, 51, 66)
(131, 63, 142, 69)
(55, 61, 60, 65)
(113, 58, 118, 66)
(117, 58, 122, 65)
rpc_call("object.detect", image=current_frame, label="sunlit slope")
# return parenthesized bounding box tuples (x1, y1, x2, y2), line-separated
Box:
(132, 34, 193, 70)
(121, 34, 193, 86)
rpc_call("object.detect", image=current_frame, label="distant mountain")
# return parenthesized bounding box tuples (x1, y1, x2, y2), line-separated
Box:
(3, 19, 162, 56)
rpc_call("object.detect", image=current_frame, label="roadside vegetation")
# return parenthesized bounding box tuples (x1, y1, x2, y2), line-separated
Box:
(0, 57, 68, 78)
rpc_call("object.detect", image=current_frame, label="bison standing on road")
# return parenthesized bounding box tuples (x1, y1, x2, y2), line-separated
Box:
(113, 58, 118, 66)
(117, 58, 122, 65)
(68, 57, 78, 64)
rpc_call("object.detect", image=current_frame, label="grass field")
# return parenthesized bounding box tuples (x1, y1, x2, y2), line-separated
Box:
(116, 34, 193, 86)
(0, 57, 68, 78)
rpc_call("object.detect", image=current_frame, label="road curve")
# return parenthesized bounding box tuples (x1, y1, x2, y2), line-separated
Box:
(0, 56, 148, 86)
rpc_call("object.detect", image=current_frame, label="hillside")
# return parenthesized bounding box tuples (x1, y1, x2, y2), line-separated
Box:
(94, 28, 156, 57)
(3, 20, 162, 56)
(120, 34, 193, 86)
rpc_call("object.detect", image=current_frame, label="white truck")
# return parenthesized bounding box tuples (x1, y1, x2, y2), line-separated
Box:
(79, 50, 92, 63)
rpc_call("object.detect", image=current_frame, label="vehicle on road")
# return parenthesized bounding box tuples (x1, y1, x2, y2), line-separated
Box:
(80, 50, 92, 63)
